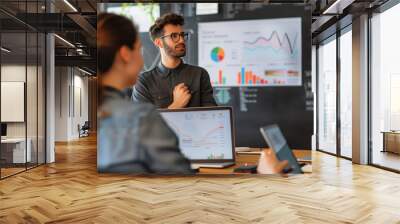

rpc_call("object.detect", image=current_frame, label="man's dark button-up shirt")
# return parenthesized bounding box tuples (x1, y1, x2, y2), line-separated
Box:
(132, 62, 217, 108)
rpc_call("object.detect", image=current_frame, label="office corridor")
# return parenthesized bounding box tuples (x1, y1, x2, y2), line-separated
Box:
(0, 135, 399, 223)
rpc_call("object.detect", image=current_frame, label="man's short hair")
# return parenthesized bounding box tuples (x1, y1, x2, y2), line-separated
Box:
(149, 13, 184, 41)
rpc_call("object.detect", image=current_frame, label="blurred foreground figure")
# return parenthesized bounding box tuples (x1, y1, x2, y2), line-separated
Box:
(97, 13, 193, 174)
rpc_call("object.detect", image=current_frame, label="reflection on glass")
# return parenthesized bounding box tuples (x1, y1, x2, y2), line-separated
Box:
(318, 38, 337, 154)
(27, 31, 38, 169)
(1, 32, 27, 177)
(371, 3, 400, 171)
(38, 33, 46, 165)
(0, 0, 47, 179)
(340, 30, 352, 158)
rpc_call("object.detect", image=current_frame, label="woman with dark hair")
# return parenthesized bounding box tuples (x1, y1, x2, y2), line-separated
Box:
(97, 13, 193, 174)
(97, 12, 143, 104)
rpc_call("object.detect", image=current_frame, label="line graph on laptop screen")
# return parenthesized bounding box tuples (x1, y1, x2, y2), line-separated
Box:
(160, 110, 233, 160)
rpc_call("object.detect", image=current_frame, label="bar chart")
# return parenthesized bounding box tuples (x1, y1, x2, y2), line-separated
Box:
(212, 70, 227, 85)
(236, 67, 268, 85)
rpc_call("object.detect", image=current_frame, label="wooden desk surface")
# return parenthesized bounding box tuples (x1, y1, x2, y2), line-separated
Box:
(199, 149, 312, 174)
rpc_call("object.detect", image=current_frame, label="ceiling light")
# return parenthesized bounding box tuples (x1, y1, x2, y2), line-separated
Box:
(54, 34, 75, 48)
(63, 0, 78, 12)
(323, 0, 343, 15)
(78, 67, 93, 76)
(1, 47, 11, 53)
(76, 48, 85, 55)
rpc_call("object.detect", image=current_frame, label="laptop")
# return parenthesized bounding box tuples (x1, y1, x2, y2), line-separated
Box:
(260, 124, 303, 174)
(159, 107, 236, 168)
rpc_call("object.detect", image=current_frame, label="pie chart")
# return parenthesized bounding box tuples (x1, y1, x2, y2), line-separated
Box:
(211, 47, 225, 62)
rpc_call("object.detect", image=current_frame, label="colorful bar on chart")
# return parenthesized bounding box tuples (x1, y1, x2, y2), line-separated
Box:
(236, 67, 268, 85)
(218, 70, 222, 84)
(241, 67, 245, 85)
(213, 69, 227, 86)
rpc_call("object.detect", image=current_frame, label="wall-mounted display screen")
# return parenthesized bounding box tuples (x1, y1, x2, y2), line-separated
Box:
(198, 17, 302, 87)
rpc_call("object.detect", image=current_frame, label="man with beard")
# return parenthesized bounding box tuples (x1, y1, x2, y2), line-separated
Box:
(132, 13, 217, 109)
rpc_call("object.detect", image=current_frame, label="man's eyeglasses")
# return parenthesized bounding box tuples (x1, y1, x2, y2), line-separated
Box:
(159, 32, 189, 43)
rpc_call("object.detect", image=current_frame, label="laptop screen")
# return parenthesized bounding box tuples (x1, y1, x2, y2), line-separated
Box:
(160, 108, 234, 160)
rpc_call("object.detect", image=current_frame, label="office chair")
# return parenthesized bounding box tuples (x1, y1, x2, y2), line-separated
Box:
(79, 121, 90, 138)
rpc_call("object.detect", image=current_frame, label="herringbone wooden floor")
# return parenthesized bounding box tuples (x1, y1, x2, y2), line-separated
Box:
(1, 135, 400, 223)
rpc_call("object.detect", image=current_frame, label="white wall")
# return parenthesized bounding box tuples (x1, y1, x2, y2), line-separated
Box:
(72, 73, 89, 138)
(1, 65, 36, 138)
(55, 66, 69, 141)
(1, 66, 26, 126)
(55, 67, 89, 141)
(1, 82, 25, 122)
(1, 65, 26, 140)
(1, 64, 46, 164)
(1, 65, 26, 81)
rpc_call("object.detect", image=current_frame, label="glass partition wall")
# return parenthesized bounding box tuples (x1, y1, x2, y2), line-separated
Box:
(339, 28, 352, 159)
(316, 0, 400, 172)
(370, 2, 400, 171)
(316, 26, 353, 159)
(0, 1, 46, 179)
(317, 35, 337, 155)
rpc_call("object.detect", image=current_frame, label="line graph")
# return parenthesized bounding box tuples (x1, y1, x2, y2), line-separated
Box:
(160, 110, 233, 160)
(165, 120, 225, 148)
(243, 31, 298, 55)
(242, 31, 300, 63)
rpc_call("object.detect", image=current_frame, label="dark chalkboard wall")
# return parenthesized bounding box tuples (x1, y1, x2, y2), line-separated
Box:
(140, 4, 313, 149)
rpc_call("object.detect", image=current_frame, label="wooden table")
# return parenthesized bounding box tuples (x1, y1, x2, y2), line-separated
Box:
(199, 149, 312, 174)
(1, 138, 32, 165)
(382, 131, 400, 154)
